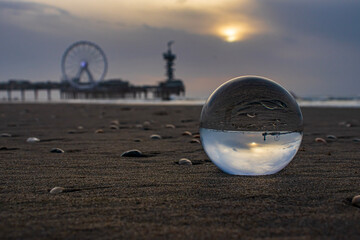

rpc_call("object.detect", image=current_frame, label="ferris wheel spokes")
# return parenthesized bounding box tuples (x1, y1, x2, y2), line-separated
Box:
(61, 41, 107, 89)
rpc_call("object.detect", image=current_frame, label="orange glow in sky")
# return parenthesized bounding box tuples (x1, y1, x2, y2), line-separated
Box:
(27, 0, 261, 42)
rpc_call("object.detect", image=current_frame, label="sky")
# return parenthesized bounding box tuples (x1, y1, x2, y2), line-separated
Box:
(0, 0, 359, 98)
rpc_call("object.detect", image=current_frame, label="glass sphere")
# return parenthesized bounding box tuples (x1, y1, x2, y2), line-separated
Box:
(200, 76, 303, 175)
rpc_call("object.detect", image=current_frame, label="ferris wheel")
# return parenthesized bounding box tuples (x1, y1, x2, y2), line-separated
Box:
(61, 41, 108, 89)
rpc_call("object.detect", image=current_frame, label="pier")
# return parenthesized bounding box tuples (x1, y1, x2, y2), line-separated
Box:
(0, 41, 185, 101)
(0, 78, 184, 101)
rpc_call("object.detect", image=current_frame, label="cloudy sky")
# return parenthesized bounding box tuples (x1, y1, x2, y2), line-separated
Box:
(0, 0, 359, 98)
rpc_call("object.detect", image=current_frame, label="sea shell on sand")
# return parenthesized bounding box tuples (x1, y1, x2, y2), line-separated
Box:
(143, 121, 151, 126)
(121, 149, 144, 157)
(50, 187, 65, 194)
(1, 133, 12, 137)
(326, 135, 337, 140)
(182, 131, 192, 136)
(27, 137, 40, 143)
(109, 125, 119, 130)
(110, 120, 119, 126)
(50, 148, 64, 153)
(179, 158, 192, 165)
(150, 134, 162, 140)
(165, 124, 176, 129)
(315, 137, 327, 144)
(190, 139, 200, 144)
(351, 195, 360, 207)
(143, 121, 151, 130)
(95, 129, 104, 134)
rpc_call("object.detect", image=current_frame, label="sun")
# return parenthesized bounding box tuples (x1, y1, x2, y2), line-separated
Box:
(223, 28, 238, 42)
(218, 24, 254, 42)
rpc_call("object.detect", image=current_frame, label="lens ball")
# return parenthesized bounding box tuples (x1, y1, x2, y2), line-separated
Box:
(200, 76, 303, 175)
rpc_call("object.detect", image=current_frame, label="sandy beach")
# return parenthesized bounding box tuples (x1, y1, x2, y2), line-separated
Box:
(0, 103, 359, 239)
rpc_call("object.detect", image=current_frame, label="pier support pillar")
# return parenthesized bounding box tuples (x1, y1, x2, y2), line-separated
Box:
(47, 89, 51, 101)
(21, 89, 25, 101)
(34, 89, 38, 101)
(7, 89, 11, 101)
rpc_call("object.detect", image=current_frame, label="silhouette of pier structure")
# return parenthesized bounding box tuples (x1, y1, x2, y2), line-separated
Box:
(0, 41, 185, 101)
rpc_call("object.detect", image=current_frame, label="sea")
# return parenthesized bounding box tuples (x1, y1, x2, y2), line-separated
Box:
(0, 90, 359, 107)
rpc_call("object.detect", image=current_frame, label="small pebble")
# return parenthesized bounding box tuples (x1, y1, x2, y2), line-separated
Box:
(150, 134, 162, 140)
(193, 134, 200, 139)
(326, 135, 337, 140)
(95, 129, 104, 134)
(346, 123, 352, 127)
(351, 195, 360, 207)
(143, 121, 151, 130)
(353, 138, 360, 142)
(315, 137, 327, 144)
(178, 158, 192, 165)
(190, 139, 200, 143)
(50, 187, 65, 194)
(182, 131, 192, 136)
(77, 126, 84, 130)
(27, 137, 40, 143)
(50, 148, 64, 153)
(110, 125, 119, 130)
(1, 133, 12, 137)
(134, 139, 142, 142)
(121, 149, 144, 157)
(110, 120, 119, 126)
(165, 124, 176, 129)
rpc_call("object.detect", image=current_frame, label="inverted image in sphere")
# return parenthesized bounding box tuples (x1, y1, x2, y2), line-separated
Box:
(200, 76, 303, 175)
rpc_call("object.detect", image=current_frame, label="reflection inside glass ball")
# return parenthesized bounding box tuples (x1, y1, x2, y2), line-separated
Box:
(200, 76, 303, 175)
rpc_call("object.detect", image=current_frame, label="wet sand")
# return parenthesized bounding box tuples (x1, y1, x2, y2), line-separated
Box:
(0, 103, 359, 239)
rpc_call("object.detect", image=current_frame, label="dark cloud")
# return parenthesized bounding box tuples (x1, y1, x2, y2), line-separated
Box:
(0, 1, 70, 16)
(0, 0, 359, 98)
(257, 0, 360, 45)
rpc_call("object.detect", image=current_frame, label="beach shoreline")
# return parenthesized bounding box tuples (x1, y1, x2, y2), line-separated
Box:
(1, 103, 359, 239)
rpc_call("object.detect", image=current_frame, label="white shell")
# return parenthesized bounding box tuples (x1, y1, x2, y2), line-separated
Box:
(26, 137, 40, 143)
(150, 134, 162, 139)
(179, 158, 192, 165)
(50, 187, 65, 194)
(1, 133, 12, 137)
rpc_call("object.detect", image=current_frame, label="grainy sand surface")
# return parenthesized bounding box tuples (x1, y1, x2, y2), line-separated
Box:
(0, 103, 359, 239)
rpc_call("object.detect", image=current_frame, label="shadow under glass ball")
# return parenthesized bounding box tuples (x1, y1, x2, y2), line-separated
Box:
(200, 76, 303, 176)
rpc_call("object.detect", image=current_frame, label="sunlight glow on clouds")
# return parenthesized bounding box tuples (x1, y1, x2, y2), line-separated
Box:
(26, 0, 264, 42)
